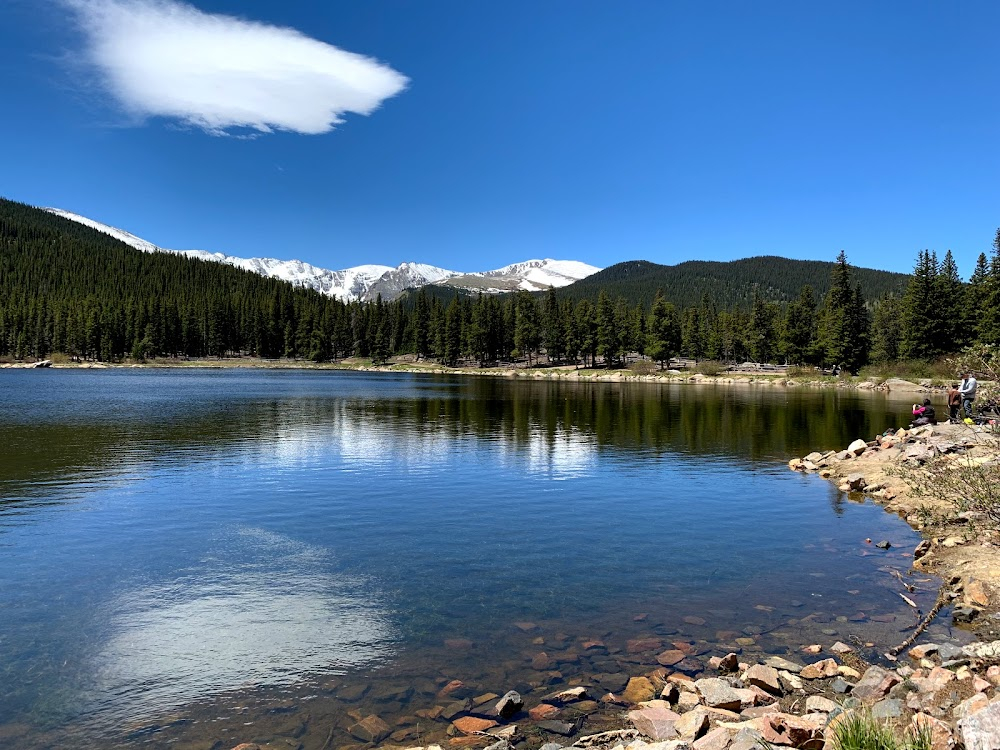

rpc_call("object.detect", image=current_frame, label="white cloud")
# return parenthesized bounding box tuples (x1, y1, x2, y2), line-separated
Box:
(64, 0, 409, 135)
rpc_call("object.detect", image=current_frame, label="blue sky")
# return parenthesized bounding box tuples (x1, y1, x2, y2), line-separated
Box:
(1, 1, 998, 275)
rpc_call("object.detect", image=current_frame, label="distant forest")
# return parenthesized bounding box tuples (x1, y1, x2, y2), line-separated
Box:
(1, 197, 998, 371)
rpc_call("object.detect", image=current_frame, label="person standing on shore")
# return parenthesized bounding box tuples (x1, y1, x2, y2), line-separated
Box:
(959, 371, 978, 419)
(947, 383, 962, 422)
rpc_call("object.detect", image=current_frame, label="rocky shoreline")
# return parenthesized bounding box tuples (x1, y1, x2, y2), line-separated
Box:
(0, 358, 973, 394)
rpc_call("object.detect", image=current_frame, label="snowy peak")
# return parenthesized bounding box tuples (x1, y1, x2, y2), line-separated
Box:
(362, 262, 457, 302)
(441, 259, 602, 293)
(43, 208, 601, 301)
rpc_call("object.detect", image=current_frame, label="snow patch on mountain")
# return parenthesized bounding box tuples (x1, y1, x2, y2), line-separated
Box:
(43, 208, 601, 301)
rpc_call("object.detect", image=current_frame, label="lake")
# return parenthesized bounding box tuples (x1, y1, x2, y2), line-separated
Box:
(0, 369, 950, 749)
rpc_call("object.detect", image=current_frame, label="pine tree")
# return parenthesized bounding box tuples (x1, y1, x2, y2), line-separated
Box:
(870, 296, 903, 363)
(647, 292, 680, 368)
(980, 230, 1000, 346)
(819, 251, 868, 373)
(543, 287, 564, 363)
(596, 291, 620, 367)
(936, 250, 964, 352)
(780, 285, 816, 365)
(900, 250, 941, 359)
(514, 291, 540, 365)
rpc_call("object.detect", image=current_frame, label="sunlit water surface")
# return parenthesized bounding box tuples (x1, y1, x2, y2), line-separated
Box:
(0, 370, 957, 749)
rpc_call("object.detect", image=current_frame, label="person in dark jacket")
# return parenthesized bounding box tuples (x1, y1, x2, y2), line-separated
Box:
(947, 384, 961, 422)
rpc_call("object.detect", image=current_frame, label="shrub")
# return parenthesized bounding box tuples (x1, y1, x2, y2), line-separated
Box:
(629, 359, 658, 376)
(786, 365, 821, 378)
(695, 360, 726, 376)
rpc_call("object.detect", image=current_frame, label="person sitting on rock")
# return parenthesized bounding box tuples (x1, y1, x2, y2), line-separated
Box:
(910, 398, 936, 427)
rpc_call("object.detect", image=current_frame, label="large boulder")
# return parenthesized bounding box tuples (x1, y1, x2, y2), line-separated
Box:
(960, 700, 1000, 750)
(884, 378, 926, 393)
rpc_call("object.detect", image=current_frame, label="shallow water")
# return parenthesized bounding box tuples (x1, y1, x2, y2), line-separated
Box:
(0, 370, 956, 748)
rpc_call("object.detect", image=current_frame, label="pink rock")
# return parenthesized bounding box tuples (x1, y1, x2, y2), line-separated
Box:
(850, 666, 900, 701)
(693, 727, 732, 750)
(529, 704, 559, 720)
(628, 637, 664, 654)
(657, 649, 687, 667)
(628, 705, 681, 741)
(913, 713, 955, 750)
(799, 658, 839, 679)
(452, 716, 498, 735)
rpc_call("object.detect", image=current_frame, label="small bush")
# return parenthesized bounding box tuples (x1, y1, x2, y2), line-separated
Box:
(695, 360, 726, 376)
(629, 359, 658, 376)
(786, 365, 821, 379)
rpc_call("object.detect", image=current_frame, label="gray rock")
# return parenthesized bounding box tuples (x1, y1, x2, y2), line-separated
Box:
(875, 540, 891, 550)
(484, 742, 514, 750)
(539, 744, 564, 750)
(831, 677, 852, 694)
(694, 678, 743, 711)
(806, 695, 837, 713)
(537, 720, 577, 737)
(496, 690, 524, 719)
(961, 701, 1000, 750)
(347, 715, 391, 743)
(440, 699, 472, 720)
(937, 643, 964, 661)
(953, 606, 980, 624)
(729, 727, 764, 750)
(871, 699, 903, 719)
(763, 656, 803, 673)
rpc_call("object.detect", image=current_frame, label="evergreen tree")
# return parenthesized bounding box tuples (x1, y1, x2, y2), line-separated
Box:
(978, 230, 1000, 346)
(900, 250, 941, 360)
(780, 285, 816, 365)
(595, 291, 620, 367)
(646, 292, 681, 368)
(514, 290, 540, 365)
(543, 286, 564, 363)
(936, 249, 964, 351)
(870, 296, 903, 363)
(819, 251, 868, 373)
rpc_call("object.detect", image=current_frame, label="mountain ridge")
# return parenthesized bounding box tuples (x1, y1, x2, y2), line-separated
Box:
(44, 208, 600, 302)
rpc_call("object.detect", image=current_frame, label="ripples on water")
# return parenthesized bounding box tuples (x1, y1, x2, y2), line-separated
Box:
(0, 369, 955, 748)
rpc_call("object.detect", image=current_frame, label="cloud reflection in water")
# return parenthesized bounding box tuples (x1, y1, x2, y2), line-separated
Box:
(88, 526, 393, 723)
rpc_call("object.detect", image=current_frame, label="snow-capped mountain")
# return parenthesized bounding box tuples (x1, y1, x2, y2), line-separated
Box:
(363, 263, 457, 302)
(44, 208, 600, 301)
(441, 259, 602, 293)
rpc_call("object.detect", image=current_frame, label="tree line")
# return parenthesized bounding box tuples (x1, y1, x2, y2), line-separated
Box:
(2, 199, 998, 370)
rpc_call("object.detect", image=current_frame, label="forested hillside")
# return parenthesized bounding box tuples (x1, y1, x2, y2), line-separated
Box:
(556, 257, 909, 308)
(2, 197, 998, 372)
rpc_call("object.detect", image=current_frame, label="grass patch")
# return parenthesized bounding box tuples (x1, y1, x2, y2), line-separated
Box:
(826, 709, 931, 750)
(859, 359, 959, 383)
